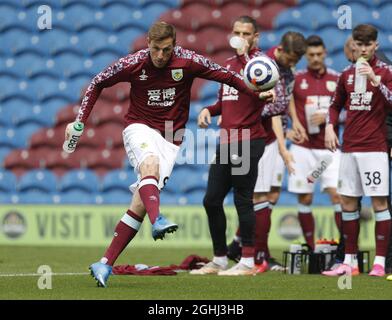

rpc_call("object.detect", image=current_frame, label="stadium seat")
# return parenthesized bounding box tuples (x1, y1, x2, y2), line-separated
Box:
(0, 6, 25, 32)
(165, 168, 208, 193)
(53, 53, 86, 78)
(102, 3, 145, 32)
(182, 190, 205, 205)
(18, 169, 58, 192)
(78, 28, 120, 56)
(0, 127, 33, 149)
(101, 169, 136, 192)
(0, 77, 30, 102)
(328, 52, 350, 72)
(0, 147, 12, 164)
(377, 4, 392, 31)
(13, 104, 56, 127)
(43, 149, 86, 176)
(56, 190, 95, 204)
(4, 149, 44, 176)
(85, 148, 126, 176)
(30, 126, 66, 149)
(90, 52, 119, 72)
(160, 192, 179, 205)
(0, 192, 17, 204)
(100, 82, 130, 101)
(99, 189, 130, 204)
(54, 104, 80, 127)
(0, 170, 17, 193)
(76, 128, 103, 149)
(59, 169, 100, 193)
(39, 29, 84, 56)
(194, 27, 231, 54)
(95, 122, 125, 149)
(54, 4, 98, 32)
(18, 190, 54, 204)
(199, 81, 220, 102)
(319, 27, 351, 55)
(90, 101, 126, 126)
(0, 106, 16, 128)
(1, 29, 37, 56)
(255, 2, 291, 30)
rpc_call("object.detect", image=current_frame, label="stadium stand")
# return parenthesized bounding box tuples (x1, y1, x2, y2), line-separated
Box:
(1, 0, 391, 206)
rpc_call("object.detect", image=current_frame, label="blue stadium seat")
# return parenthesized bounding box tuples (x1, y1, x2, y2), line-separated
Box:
(137, 0, 180, 8)
(39, 29, 84, 56)
(274, 8, 307, 30)
(59, 169, 100, 193)
(348, 3, 374, 28)
(0, 147, 12, 164)
(0, 6, 25, 31)
(160, 192, 180, 205)
(0, 170, 17, 193)
(182, 190, 205, 205)
(328, 52, 350, 73)
(53, 53, 85, 78)
(319, 28, 350, 54)
(0, 192, 17, 204)
(199, 82, 220, 102)
(55, 4, 98, 31)
(13, 104, 56, 127)
(300, 3, 335, 30)
(59, 0, 99, 9)
(115, 28, 144, 53)
(103, 3, 141, 31)
(1, 1, 22, 9)
(18, 190, 54, 204)
(78, 28, 121, 56)
(378, 4, 392, 31)
(21, 0, 60, 8)
(18, 169, 58, 192)
(0, 106, 15, 128)
(0, 77, 30, 102)
(55, 190, 95, 204)
(0, 128, 27, 148)
(99, 190, 130, 204)
(1, 29, 36, 56)
(90, 52, 119, 72)
(166, 168, 208, 193)
(101, 169, 136, 192)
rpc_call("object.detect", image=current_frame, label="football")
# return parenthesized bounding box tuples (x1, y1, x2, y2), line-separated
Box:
(243, 56, 280, 91)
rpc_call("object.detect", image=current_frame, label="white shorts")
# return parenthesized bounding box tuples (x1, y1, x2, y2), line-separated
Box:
(338, 152, 389, 197)
(288, 144, 340, 193)
(254, 140, 285, 193)
(123, 123, 180, 193)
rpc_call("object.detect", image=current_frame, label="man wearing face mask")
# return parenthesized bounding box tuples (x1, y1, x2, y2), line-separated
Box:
(193, 16, 282, 276)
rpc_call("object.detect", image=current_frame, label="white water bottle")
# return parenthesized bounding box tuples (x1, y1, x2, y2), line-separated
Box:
(63, 121, 84, 153)
(354, 57, 367, 93)
(288, 244, 302, 274)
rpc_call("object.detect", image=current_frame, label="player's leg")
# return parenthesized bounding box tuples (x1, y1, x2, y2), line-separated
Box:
(219, 138, 265, 276)
(370, 196, 391, 276)
(251, 141, 277, 270)
(288, 145, 317, 251)
(191, 144, 232, 275)
(323, 152, 361, 276)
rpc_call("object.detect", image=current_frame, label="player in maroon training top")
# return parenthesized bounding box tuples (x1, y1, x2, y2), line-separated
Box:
(287, 35, 342, 251)
(323, 24, 392, 277)
(73, 22, 274, 287)
(191, 16, 282, 276)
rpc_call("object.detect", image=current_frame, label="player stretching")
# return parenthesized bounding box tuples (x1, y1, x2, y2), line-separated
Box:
(323, 24, 392, 277)
(68, 22, 273, 287)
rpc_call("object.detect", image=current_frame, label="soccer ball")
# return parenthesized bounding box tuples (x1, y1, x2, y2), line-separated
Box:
(243, 56, 280, 91)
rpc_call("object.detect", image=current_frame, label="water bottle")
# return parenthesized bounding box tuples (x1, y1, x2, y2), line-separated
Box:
(288, 243, 302, 274)
(354, 57, 367, 93)
(62, 121, 84, 153)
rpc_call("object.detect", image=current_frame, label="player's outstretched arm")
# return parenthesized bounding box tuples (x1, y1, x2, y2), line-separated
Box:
(289, 95, 308, 142)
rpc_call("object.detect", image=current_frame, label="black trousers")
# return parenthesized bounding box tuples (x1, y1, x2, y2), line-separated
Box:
(203, 138, 265, 256)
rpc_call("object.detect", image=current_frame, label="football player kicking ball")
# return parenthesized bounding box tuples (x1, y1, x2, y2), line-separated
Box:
(323, 24, 392, 277)
(68, 22, 274, 287)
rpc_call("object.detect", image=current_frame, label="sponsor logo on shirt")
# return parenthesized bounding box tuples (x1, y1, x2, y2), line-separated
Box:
(139, 69, 148, 80)
(349, 91, 373, 111)
(147, 88, 176, 107)
(171, 69, 183, 81)
(222, 84, 239, 101)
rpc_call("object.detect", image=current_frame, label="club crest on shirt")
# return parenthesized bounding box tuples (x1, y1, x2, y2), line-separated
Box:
(171, 69, 183, 81)
(326, 81, 337, 92)
(300, 78, 308, 90)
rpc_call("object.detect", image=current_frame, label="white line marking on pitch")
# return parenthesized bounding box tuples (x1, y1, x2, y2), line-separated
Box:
(0, 272, 89, 277)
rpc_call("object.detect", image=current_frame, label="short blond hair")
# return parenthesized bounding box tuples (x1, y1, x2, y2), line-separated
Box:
(148, 21, 176, 44)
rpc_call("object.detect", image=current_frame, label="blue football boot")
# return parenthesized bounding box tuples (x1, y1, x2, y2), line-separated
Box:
(151, 214, 178, 240)
(89, 262, 112, 288)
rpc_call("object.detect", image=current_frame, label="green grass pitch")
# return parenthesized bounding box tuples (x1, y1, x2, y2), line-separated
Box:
(1, 246, 391, 300)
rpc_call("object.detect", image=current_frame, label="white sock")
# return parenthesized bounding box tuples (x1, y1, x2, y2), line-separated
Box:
(213, 256, 228, 268)
(343, 254, 358, 267)
(239, 257, 254, 268)
(373, 256, 385, 267)
(100, 257, 108, 264)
